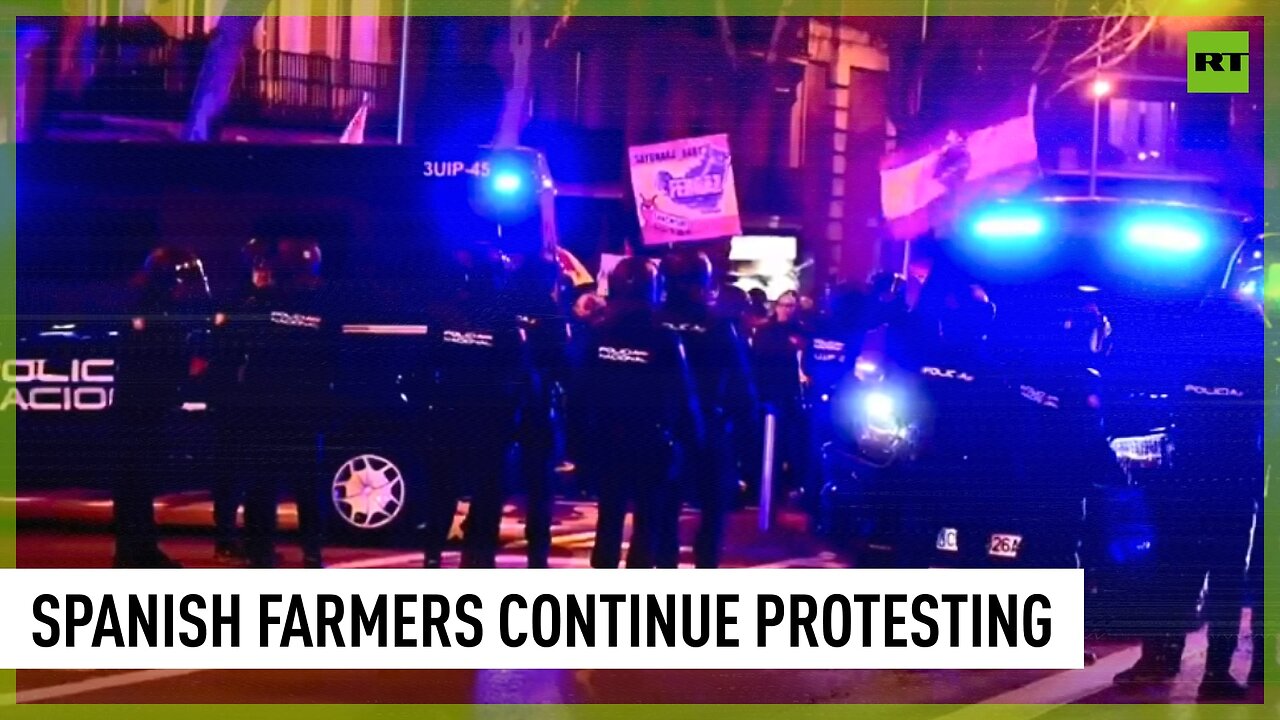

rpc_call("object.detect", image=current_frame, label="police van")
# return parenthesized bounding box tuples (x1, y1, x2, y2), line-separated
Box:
(14, 141, 557, 542)
(818, 191, 1260, 584)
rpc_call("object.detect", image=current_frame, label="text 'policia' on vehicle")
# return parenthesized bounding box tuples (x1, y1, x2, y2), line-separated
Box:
(815, 181, 1264, 607)
(13, 142, 556, 542)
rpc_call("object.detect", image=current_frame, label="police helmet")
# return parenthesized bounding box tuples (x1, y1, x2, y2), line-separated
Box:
(246, 236, 322, 292)
(609, 256, 660, 306)
(510, 253, 560, 298)
(660, 249, 714, 302)
(1060, 302, 1112, 358)
(827, 282, 864, 326)
(458, 243, 510, 297)
(135, 246, 211, 310)
(716, 284, 750, 318)
(274, 238, 323, 278)
(936, 284, 996, 346)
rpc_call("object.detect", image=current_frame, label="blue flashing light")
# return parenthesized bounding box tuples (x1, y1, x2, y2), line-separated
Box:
(972, 213, 1045, 240)
(1123, 221, 1205, 255)
(865, 392, 895, 425)
(492, 171, 524, 195)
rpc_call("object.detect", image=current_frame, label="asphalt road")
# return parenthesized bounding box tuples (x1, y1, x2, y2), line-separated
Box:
(9, 490, 1265, 705)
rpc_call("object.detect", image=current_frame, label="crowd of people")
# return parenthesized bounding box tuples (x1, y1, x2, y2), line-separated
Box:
(108, 228, 1265, 697)
(110, 235, 892, 574)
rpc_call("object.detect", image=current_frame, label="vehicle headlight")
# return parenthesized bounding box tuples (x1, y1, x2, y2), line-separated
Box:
(853, 390, 913, 465)
(1109, 432, 1171, 470)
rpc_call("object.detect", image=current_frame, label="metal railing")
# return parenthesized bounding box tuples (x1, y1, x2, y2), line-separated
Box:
(236, 49, 398, 128)
(88, 29, 398, 131)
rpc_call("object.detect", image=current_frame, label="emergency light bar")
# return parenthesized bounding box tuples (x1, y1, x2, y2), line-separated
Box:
(972, 214, 1045, 240)
(1123, 222, 1205, 254)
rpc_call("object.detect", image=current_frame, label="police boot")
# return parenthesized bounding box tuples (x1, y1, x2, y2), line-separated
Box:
(214, 540, 248, 564)
(423, 551, 443, 569)
(114, 550, 182, 569)
(1114, 640, 1182, 685)
(303, 552, 325, 569)
(246, 546, 282, 569)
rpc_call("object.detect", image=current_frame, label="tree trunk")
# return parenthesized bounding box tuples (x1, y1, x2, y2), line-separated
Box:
(181, 4, 270, 142)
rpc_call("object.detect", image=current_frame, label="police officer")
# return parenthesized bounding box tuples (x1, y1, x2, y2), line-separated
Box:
(113, 246, 212, 568)
(575, 257, 703, 569)
(1113, 281, 1264, 700)
(992, 292, 1123, 570)
(422, 244, 533, 569)
(210, 239, 266, 562)
(509, 254, 571, 568)
(657, 249, 757, 568)
(801, 282, 865, 514)
(891, 273, 1006, 568)
(222, 233, 335, 569)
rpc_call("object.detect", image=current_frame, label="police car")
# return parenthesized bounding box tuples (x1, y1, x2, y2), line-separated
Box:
(818, 191, 1258, 577)
(14, 141, 557, 543)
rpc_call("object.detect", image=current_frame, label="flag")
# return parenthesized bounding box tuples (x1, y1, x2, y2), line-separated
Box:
(339, 94, 370, 145)
(881, 85, 1040, 240)
(556, 247, 594, 289)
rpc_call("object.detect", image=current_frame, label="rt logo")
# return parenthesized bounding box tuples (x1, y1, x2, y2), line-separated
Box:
(1187, 31, 1249, 94)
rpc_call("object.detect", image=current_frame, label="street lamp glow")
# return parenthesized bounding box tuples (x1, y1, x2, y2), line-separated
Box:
(1090, 78, 1113, 98)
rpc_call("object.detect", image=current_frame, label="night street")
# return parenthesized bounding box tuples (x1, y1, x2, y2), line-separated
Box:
(10, 9, 1270, 710)
(10, 491, 1259, 705)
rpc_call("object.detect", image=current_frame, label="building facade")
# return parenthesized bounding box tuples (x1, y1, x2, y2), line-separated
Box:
(22, 13, 895, 285)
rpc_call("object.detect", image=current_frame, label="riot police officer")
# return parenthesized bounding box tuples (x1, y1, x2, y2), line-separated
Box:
(221, 233, 335, 568)
(210, 238, 266, 562)
(574, 257, 703, 569)
(992, 292, 1123, 569)
(422, 244, 533, 569)
(890, 273, 1007, 568)
(508, 254, 571, 568)
(801, 282, 865, 514)
(1113, 283, 1264, 700)
(657, 249, 756, 568)
(113, 246, 212, 568)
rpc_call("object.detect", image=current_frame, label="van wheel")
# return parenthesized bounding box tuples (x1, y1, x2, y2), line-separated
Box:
(328, 450, 421, 544)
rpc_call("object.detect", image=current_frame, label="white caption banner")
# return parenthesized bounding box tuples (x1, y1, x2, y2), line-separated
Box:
(0, 569, 1083, 670)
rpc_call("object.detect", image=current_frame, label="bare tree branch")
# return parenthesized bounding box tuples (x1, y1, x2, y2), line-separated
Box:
(1053, 13, 1160, 96)
(1032, 19, 1062, 74)
(715, 0, 737, 68)
(544, 0, 580, 49)
(765, 0, 795, 64)
(1062, 12, 1133, 68)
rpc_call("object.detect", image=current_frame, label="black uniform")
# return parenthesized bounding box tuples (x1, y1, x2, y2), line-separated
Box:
(887, 284, 1011, 567)
(222, 282, 336, 568)
(510, 258, 571, 568)
(657, 301, 757, 568)
(210, 307, 244, 558)
(751, 316, 809, 494)
(422, 256, 533, 569)
(574, 258, 702, 569)
(994, 303, 1122, 569)
(113, 293, 208, 567)
(1116, 293, 1264, 697)
(801, 290, 865, 513)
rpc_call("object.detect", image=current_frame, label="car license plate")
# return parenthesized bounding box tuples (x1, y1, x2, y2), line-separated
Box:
(988, 533, 1022, 558)
(936, 527, 959, 552)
